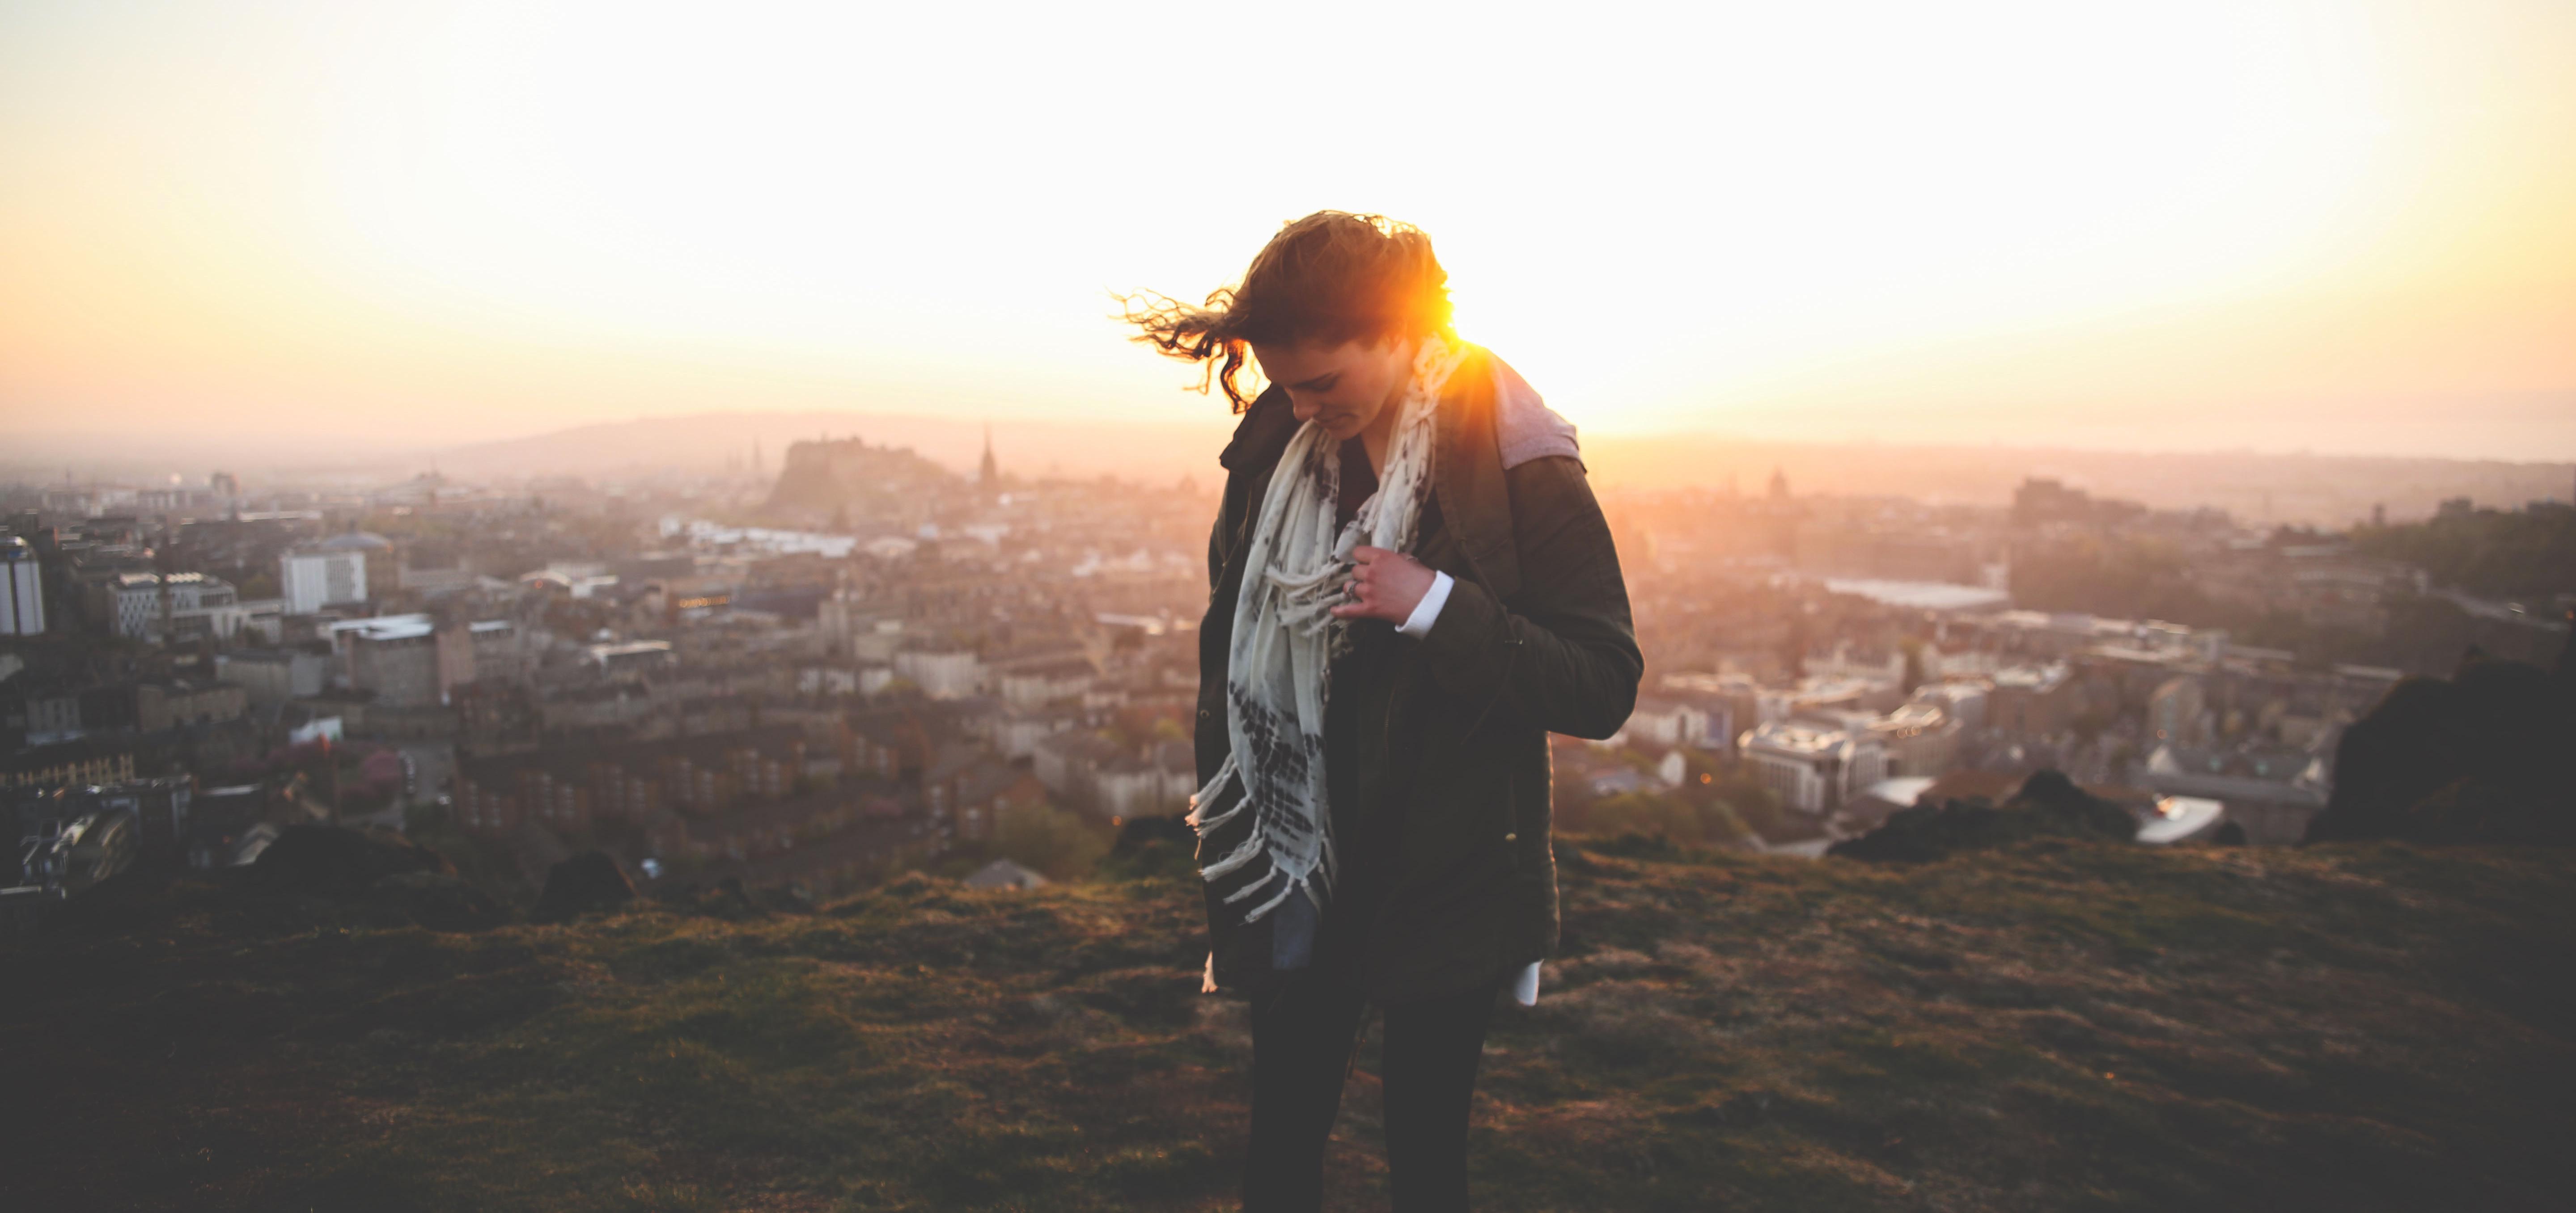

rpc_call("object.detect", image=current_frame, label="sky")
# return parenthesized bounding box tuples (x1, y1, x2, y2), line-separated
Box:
(2, 0, 2572, 465)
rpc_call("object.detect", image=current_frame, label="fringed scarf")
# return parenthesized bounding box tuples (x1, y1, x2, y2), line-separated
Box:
(1186, 334, 1467, 936)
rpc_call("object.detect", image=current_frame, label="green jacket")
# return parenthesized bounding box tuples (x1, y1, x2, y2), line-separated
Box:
(1193, 344, 1643, 1004)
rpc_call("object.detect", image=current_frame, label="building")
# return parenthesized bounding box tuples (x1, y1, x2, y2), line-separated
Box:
(335, 616, 441, 707)
(1658, 672, 1766, 745)
(453, 726, 814, 845)
(583, 640, 676, 681)
(1091, 740, 1198, 821)
(818, 595, 903, 660)
(996, 656, 1096, 709)
(2146, 676, 2212, 747)
(1, 535, 42, 635)
(280, 541, 369, 613)
(435, 618, 531, 700)
(13, 679, 85, 743)
(2139, 745, 2330, 845)
(100, 573, 162, 639)
(1987, 662, 2075, 735)
(1030, 730, 1127, 812)
(171, 595, 286, 644)
(98, 571, 235, 641)
(1910, 680, 1989, 729)
(216, 648, 330, 705)
(992, 704, 1076, 760)
(796, 661, 896, 698)
(135, 680, 248, 731)
(1739, 720, 1886, 814)
(1868, 702, 1960, 779)
(1617, 695, 1731, 752)
(895, 649, 983, 699)
(930, 757, 1047, 841)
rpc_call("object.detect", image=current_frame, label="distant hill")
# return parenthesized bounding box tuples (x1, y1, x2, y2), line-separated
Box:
(431, 412, 2572, 525)
(9, 835, 2571, 1210)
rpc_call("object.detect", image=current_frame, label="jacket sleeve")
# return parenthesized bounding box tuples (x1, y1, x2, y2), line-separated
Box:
(1415, 454, 1642, 740)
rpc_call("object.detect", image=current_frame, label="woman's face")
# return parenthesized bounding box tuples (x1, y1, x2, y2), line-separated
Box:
(1250, 334, 1417, 442)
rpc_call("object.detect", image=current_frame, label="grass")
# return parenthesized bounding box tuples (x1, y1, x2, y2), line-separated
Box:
(5, 838, 2572, 1211)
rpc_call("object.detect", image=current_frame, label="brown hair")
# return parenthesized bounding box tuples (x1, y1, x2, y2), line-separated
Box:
(1120, 211, 1454, 413)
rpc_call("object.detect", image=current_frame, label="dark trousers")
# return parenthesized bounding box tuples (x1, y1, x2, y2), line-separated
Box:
(1242, 967, 1507, 1213)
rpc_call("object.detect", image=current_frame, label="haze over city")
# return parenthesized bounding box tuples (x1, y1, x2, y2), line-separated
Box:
(8, 5, 2576, 1210)
(5, 0, 2573, 468)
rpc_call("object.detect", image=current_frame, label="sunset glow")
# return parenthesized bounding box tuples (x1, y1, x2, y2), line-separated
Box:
(2, 0, 2571, 463)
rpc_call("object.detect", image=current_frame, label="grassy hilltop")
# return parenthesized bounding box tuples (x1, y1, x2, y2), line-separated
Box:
(7, 837, 2572, 1212)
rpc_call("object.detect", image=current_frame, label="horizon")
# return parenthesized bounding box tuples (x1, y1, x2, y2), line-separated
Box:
(4, 1, 2574, 463)
(14, 406, 2576, 479)
(9, 405, 2571, 533)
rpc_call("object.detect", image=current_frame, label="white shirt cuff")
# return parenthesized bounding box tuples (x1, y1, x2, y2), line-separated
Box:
(1513, 959, 1541, 1006)
(1395, 570, 1455, 638)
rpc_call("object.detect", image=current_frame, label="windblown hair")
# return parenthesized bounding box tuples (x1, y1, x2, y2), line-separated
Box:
(1121, 211, 1455, 413)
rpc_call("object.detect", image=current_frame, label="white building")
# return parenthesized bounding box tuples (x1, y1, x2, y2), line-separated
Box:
(1615, 695, 1728, 751)
(1869, 702, 1961, 779)
(1, 536, 42, 635)
(102, 571, 234, 640)
(1739, 719, 1886, 814)
(1910, 680, 1989, 730)
(993, 705, 1077, 760)
(104, 573, 162, 638)
(281, 545, 368, 613)
(797, 662, 896, 698)
(172, 596, 287, 643)
(996, 657, 1095, 709)
(895, 649, 983, 699)
(582, 639, 676, 680)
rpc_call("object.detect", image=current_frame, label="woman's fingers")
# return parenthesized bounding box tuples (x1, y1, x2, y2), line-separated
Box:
(1329, 569, 1371, 618)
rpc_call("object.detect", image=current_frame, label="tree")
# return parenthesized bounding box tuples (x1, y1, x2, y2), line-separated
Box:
(994, 801, 1110, 881)
(2353, 502, 2576, 602)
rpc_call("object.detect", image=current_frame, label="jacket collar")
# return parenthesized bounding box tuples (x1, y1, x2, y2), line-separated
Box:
(1216, 384, 1299, 473)
(1214, 343, 1522, 600)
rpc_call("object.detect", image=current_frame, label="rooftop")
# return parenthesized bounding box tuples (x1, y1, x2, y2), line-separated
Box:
(1743, 720, 1861, 758)
(1821, 578, 2010, 612)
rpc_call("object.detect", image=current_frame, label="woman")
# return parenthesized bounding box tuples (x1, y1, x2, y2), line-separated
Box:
(1127, 211, 1640, 1212)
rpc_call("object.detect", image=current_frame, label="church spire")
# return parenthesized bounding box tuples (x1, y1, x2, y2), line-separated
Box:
(978, 423, 999, 485)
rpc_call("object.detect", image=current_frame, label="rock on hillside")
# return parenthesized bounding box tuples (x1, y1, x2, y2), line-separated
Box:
(2307, 635, 2576, 846)
(1826, 768, 2138, 862)
(5, 839, 2572, 1211)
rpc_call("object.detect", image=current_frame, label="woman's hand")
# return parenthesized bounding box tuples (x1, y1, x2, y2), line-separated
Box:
(1328, 545, 1435, 624)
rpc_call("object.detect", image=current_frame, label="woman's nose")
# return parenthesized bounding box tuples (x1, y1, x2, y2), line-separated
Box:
(1289, 394, 1320, 422)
